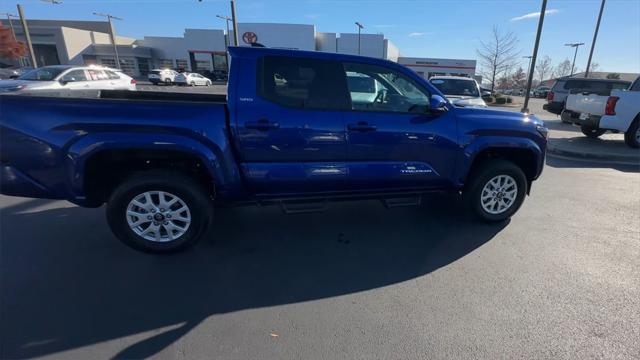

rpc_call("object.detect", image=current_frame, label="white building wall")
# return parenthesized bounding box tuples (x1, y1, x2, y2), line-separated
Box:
(383, 39, 400, 62)
(316, 32, 337, 52)
(337, 33, 385, 58)
(142, 29, 225, 69)
(398, 57, 477, 79)
(231, 23, 315, 50)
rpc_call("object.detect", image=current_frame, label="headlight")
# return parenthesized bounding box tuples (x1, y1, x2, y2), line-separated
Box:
(536, 125, 549, 139)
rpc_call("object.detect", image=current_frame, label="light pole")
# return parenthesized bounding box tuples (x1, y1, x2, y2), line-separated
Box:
(355, 21, 364, 55)
(230, 0, 238, 46)
(564, 42, 584, 76)
(523, 55, 533, 80)
(16, 5, 37, 68)
(93, 12, 123, 69)
(521, 0, 547, 114)
(216, 15, 232, 70)
(585, 0, 605, 77)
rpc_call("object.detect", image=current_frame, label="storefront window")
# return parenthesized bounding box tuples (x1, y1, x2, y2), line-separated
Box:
(157, 59, 173, 69)
(195, 60, 212, 72)
(175, 59, 188, 71)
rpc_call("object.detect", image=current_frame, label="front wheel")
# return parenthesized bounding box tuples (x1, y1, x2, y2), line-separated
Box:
(466, 160, 527, 222)
(624, 116, 640, 148)
(190, 81, 196, 87)
(581, 126, 606, 138)
(106, 171, 212, 253)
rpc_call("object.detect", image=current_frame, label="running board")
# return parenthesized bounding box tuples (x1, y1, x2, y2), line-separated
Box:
(280, 200, 327, 214)
(381, 196, 422, 209)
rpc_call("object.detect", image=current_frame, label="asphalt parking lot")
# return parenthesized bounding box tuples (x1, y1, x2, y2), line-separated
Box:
(1, 154, 639, 359)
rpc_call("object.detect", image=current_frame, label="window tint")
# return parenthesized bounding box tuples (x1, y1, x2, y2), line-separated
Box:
(430, 78, 479, 97)
(60, 70, 87, 82)
(564, 79, 631, 94)
(343, 62, 430, 113)
(258, 56, 349, 110)
(105, 70, 120, 80)
(88, 70, 108, 81)
(631, 78, 640, 92)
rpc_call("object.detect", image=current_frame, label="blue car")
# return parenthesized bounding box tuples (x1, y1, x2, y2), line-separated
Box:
(0, 47, 547, 253)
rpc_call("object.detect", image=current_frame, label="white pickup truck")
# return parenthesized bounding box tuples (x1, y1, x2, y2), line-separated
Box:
(563, 76, 640, 148)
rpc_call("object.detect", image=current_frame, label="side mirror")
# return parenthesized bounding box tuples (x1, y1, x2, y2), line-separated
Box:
(481, 90, 492, 98)
(429, 94, 448, 113)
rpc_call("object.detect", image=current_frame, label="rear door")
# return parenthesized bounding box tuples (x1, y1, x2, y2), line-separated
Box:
(58, 69, 91, 90)
(340, 61, 459, 191)
(234, 55, 351, 195)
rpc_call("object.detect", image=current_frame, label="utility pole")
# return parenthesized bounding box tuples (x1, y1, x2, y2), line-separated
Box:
(216, 15, 232, 70)
(16, 5, 37, 68)
(230, 0, 238, 46)
(565, 42, 584, 76)
(585, 0, 605, 78)
(521, 0, 547, 114)
(93, 12, 123, 69)
(355, 22, 364, 55)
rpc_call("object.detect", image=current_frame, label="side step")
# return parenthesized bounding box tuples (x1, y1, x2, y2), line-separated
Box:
(381, 196, 422, 209)
(280, 200, 327, 214)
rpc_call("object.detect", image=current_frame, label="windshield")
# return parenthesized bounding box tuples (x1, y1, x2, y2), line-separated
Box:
(18, 67, 68, 81)
(430, 78, 479, 97)
(347, 74, 376, 93)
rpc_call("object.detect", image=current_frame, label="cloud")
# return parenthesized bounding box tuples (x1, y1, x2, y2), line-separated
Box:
(510, 9, 560, 22)
(409, 32, 426, 37)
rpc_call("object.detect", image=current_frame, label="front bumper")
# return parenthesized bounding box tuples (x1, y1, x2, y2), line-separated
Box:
(1, 165, 58, 199)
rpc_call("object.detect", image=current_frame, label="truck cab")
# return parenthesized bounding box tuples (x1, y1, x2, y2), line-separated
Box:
(0, 47, 548, 253)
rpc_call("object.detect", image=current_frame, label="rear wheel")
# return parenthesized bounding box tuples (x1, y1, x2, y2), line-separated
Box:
(581, 126, 606, 138)
(190, 81, 196, 87)
(624, 116, 640, 148)
(164, 78, 172, 86)
(106, 171, 212, 253)
(206, 81, 211, 86)
(466, 160, 527, 222)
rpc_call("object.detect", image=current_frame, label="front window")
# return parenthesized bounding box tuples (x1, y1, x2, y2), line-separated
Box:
(60, 70, 88, 82)
(430, 78, 480, 97)
(18, 67, 68, 81)
(343, 62, 430, 113)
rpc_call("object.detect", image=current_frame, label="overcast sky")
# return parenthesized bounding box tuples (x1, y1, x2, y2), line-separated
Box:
(3, 0, 639, 73)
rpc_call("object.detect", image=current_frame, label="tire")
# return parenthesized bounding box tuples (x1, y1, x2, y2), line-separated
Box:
(624, 116, 640, 148)
(106, 171, 213, 253)
(581, 126, 606, 138)
(206, 81, 211, 86)
(190, 81, 196, 87)
(164, 78, 172, 86)
(465, 160, 528, 222)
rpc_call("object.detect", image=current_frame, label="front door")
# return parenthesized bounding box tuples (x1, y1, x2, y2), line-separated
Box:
(341, 62, 459, 192)
(234, 55, 351, 195)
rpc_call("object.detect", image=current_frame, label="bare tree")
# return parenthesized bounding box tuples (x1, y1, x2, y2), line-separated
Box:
(535, 55, 553, 82)
(476, 26, 520, 92)
(590, 62, 600, 72)
(511, 67, 527, 89)
(554, 59, 572, 78)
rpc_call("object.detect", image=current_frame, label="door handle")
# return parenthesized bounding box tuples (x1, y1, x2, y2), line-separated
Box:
(245, 119, 280, 131)
(348, 121, 377, 132)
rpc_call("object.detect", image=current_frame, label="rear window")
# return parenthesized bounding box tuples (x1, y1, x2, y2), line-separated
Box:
(149, 70, 161, 75)
(430, 78, 479, 97)
(257, 56, 349, 110)
(105, 70, 120, 80)
(563, 79, 631, 92)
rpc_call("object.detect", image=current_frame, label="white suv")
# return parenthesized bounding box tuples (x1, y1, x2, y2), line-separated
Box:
(148, 69, 178, 85)
(0, 65, 137, 93)
(429, 76, 487, 108)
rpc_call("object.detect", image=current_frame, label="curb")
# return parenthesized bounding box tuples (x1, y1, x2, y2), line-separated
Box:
(547, 141, 640, 166)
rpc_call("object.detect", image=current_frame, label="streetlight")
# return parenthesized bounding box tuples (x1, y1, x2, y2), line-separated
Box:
(521, 0, 548, 114)
(355, 21, 364, 55)
(564, 42, 584, 76)
(93, 12, 123, 69)
(585, 0, 606, 77)
(216, 15, 232, 70)
(230, 0, 238, 46)
(16, 5, 37, 68)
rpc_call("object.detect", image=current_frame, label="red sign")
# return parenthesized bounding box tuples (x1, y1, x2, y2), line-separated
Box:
(242, 31, 258, 45)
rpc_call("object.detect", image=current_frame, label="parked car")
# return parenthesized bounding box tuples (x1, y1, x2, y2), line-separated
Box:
(429, 76, 487, 108)
(543, 77, 630, 117)
(563, 76, 640, 147)
(174, 72, 212, 86)
(0, 46, 548, 253)
(148, 68, 179, 85)
(533, 86, 550, 98)
(202, 69, 228, 82)
(0, 65, 136, 93)
(0, 66, 33, 80)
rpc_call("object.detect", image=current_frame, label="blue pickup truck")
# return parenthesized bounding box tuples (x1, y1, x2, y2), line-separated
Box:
(0, 47, 547, 253)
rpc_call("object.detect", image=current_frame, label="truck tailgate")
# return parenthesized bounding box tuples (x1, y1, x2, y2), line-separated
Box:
(566, 93, 608, 115)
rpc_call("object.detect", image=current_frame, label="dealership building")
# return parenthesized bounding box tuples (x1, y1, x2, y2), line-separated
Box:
(1, 19, 475, 80)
